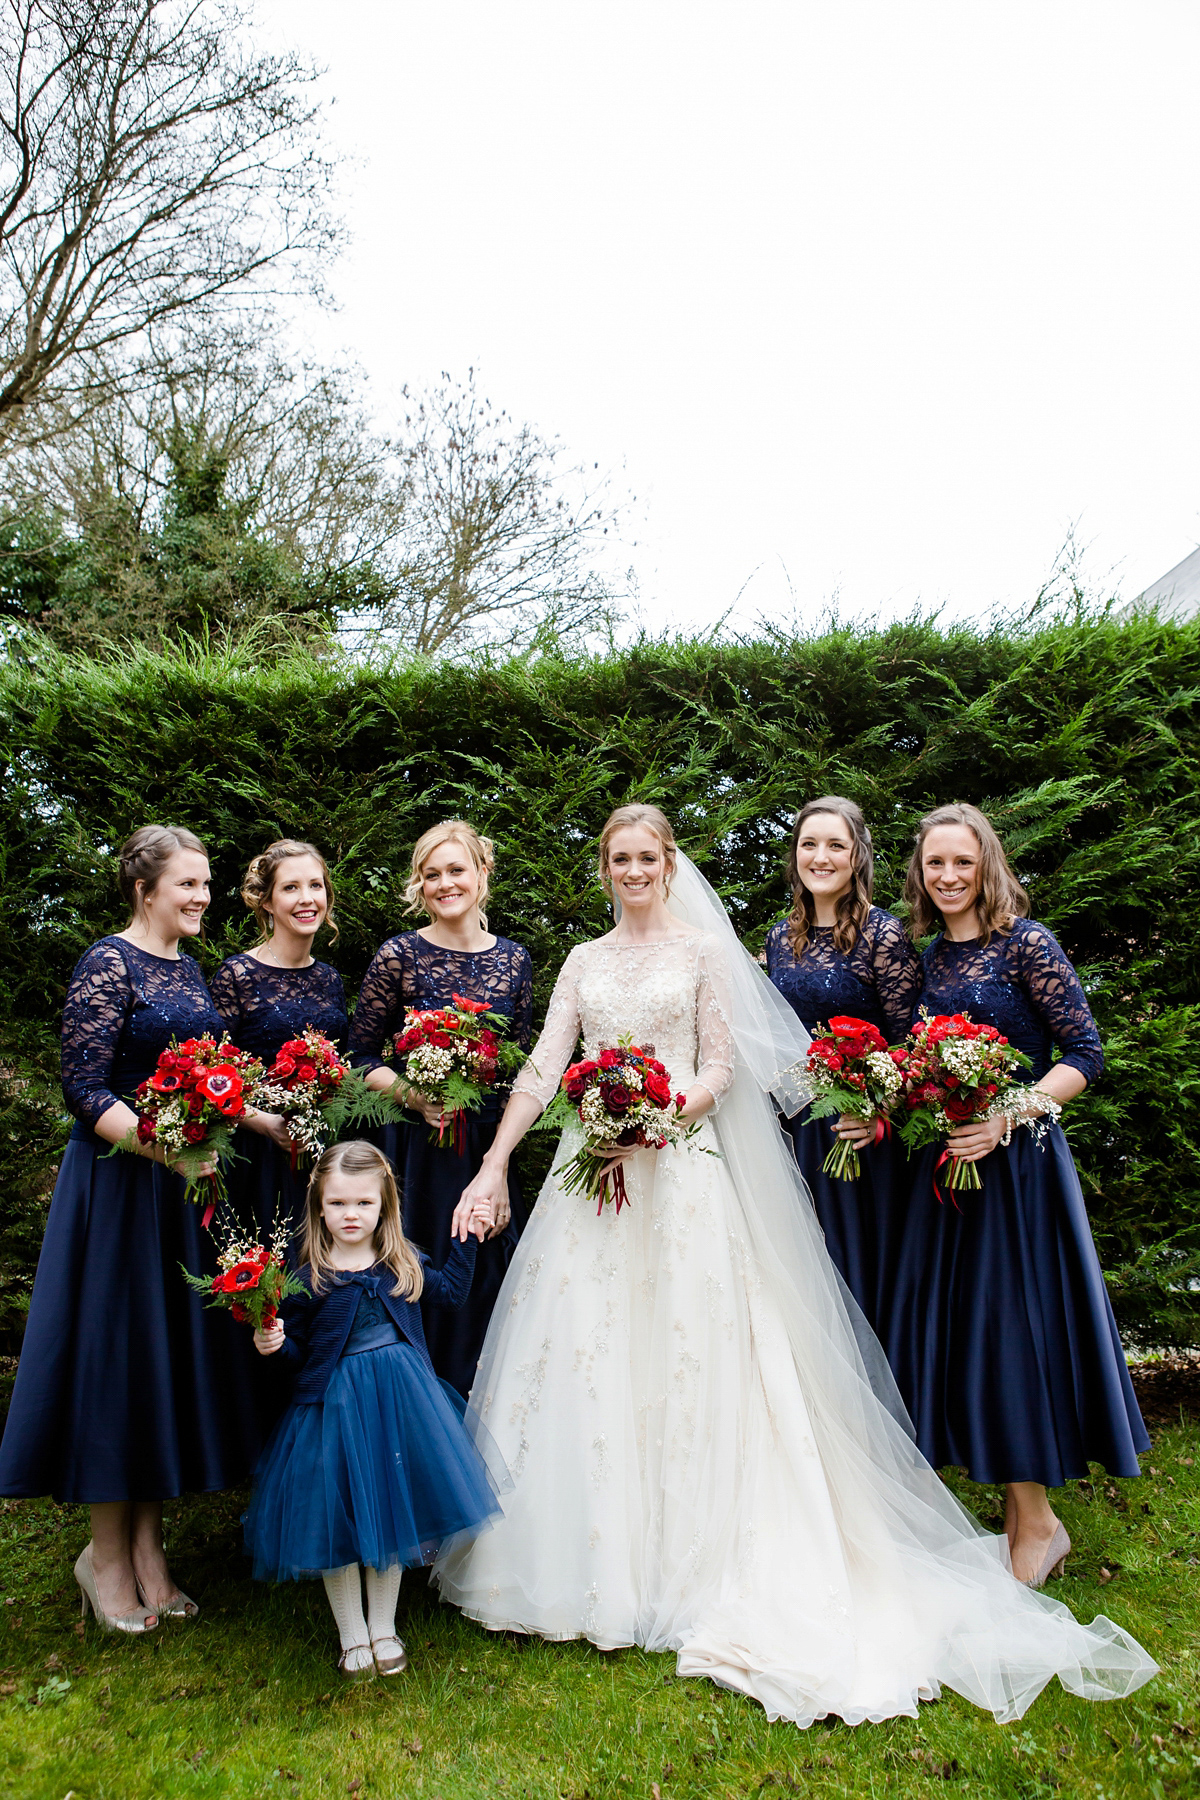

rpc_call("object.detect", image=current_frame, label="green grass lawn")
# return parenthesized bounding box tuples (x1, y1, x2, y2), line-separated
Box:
(0, 1418, 1196, 1800)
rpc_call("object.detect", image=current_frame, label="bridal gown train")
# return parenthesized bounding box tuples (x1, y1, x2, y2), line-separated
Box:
(434, 907, 1156, 1726)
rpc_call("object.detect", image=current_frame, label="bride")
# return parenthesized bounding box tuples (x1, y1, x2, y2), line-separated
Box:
(434, 804, 1155, 1726)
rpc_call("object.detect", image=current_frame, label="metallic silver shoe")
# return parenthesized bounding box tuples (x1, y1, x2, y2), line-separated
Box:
(371, 1635, 409, 1676)
(75, 1546, 158, 1634)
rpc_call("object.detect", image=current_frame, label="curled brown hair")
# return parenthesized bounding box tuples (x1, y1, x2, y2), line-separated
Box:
(785, 797, 874, 955)
(241, 839, 339, 945)
(903, 803, 1029, 945)
(301, 1140, 423, 1299)
(404, 821, 495, 931)
(597, 804, 678, 899)
(118, 825, 207, 920)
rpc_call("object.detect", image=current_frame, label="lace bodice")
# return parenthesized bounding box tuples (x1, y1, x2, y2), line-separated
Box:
(514, 932, 736, 1110)
(764, 907, 922, 1043)
(60, 937, 226, 1128)
(348, 931, 534, 1071)
(209, 952, 348, 1061)
(918, 918, 1103, 1085)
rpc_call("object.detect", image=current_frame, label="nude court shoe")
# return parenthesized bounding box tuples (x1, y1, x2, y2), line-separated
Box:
(75, 1545, 158, 1634)
(1025, 1523, 1071, 1589)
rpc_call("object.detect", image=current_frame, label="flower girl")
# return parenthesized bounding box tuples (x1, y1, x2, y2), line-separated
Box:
(244, 1140, 502, 1677)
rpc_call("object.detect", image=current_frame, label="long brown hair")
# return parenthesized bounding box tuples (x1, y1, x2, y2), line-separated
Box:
(301, 1141, 423, 1299)
(785, 797, 874, 955)
(241, 839, 339, 945)
(404, 821, 495, 931)
(597, 803, 678, 900)
(903, 803, 1029, 945)
(117, 825, 207, 922)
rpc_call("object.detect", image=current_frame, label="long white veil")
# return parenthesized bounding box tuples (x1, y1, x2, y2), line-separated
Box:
(662, 851, 1156, 1719)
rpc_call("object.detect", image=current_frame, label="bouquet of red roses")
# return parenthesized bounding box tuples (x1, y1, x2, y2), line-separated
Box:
(534, 1039, 700, 1213)
(129, 1035, 263, 1224)
(895, 1010, 1059, 1197)
(254, 1028, 399, 1167)
(181, 1218, 304, 1331)
(804, 1014, 905, 1181)
(391, 993, 526, 1151)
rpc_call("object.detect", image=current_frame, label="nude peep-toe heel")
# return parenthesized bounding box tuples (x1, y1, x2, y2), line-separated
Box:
(75, 1546, 158, 1634)
(1025, 1523, 1071, 1589)
(136, 1580, 199, 1619)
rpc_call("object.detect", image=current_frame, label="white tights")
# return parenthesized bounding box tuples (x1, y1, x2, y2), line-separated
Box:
(321, 1563, 403, 1667)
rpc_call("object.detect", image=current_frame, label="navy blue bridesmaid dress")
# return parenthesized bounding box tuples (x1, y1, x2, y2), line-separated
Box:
(880, 918, 1149, 1487)
(0, 939, 261, 1502)
(348, 932, 534, 1399)
(765, 907, 922, 1333)
(209, 952, 348, 1254)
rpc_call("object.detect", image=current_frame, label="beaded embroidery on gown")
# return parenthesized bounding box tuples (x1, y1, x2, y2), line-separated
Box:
(435, 876, 1156, 1726)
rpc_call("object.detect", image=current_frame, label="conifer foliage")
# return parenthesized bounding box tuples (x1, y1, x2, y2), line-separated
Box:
(0, 611, 1196, 1347)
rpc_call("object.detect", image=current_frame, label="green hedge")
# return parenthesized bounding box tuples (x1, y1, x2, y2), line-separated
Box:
(1, 612, 1198, 1347)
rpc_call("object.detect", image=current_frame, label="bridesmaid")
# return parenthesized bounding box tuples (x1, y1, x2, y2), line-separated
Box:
(0, 826, 260, 1629)
(881, 803, 1149, 1586)
(764, 796, 922, 1332)
(210, 840, 348, 1253)
(350, 821, 533, 1399)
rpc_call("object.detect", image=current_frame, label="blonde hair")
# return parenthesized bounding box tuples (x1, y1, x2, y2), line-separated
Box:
(785, 796, 874, 956)
(301, 1140, 423, 1299)
(597, 803, 678, 899)
(118, 825, 207, 921)
(404, 821, 495, 930)
(241, 839, 339, 945)
(903, 803, 1030, 945)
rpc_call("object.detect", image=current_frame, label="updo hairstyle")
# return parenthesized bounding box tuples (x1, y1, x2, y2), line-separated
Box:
(785, 796, 874, 956)
(118, 825, 208, 921)
(597, 803, 678, 899)
(404, 821, 495, 930)
(903, 802, 1030, 945)
(241, 839, 339, 944)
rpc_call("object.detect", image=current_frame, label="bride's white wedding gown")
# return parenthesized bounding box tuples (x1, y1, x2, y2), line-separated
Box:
(434, 921, 1156, 1725)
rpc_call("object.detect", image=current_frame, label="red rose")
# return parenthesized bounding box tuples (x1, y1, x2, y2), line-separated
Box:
(890, 1049, 908, 1067)
(272, 1052, 297, 1079)
(599, 1049, 622, 1071)
(231, 1302, 249, 1323)
(136, 1117, 156, 1143)
(188, 1092, 205, 1116)
(295, 1062, 317, 1083)
(429, 1031, 453, 1050)
(644, 1072, 672, 1107)
(281, 1038, 308, 1057)
(944, 1095, 980, 1122)
(183, 1121, 207, 1145)
(604, 1083, 633, 1115)
(259, 1304, 277, 1327)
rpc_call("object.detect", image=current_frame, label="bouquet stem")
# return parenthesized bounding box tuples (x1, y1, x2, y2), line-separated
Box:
(934, 1148, 982, 1207)
(821, 1136, 862, 1183)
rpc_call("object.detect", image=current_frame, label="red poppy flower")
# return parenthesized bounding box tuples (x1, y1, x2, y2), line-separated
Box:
(452, 993, 490, 1014)
(149, 1070, 183, 1093)
(196, 1065, 244, 1111)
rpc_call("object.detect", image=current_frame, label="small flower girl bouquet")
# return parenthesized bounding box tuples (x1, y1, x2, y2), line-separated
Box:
(803, 1015, 905, 1181)
(128, 1034, 264, 1224)
(535, 1039, 699, 1214)
(895, 1010, 1061, 1197)
(391, 994, 526, 1152)
(253, 1028, 398, 1168)
(181, 1219, 304, 1330)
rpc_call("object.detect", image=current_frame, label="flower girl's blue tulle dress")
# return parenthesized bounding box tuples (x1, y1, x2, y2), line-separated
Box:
(244, 1249, 504, 1581)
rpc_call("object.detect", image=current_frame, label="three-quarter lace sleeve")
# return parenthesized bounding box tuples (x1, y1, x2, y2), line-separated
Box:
(512, 950, 583, 1111)
(209, 957, 249, 1037)
(60, 940, 134, 1126)
(693, 937, 736, 1107)
(871, 914, 924, 1042)
(347, 937, 414, 1072)
(1014, 922, 1104, 1086)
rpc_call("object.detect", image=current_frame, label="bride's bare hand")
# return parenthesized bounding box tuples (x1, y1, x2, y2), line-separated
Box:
(453, 1162, 507, 1241)
(485, 1180, 512, 1238)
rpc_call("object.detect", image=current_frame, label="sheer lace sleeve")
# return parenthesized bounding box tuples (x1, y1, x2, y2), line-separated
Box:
(512, 949, 583, 1111)
(347, 937, 415, 1071)
(60, 940, 134, 1126)
(693, 936, 737, 1107)
(208, 956, 249, 1037)
(513, 947, 534, 1052)
(870, 913, 924, 1043)
(1013, 922, 1104, 1085)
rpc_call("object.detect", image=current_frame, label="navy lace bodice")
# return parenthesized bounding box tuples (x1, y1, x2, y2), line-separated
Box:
(348, 932, 534, 1072)
(60, 937, 225, 1128)
(209, 952, 348, 1062)
(765, 907, 923, 1043)
(918, 918, 1103, 1085)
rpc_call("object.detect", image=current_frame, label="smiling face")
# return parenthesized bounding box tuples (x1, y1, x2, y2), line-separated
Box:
(137, 849, 211, 942)
(264, 853, 328, 941)
(421, 839, 482, 926)
(793, 811, 856, 906)
(604, 824, 673, 911)
(320, 1169, 384, 1258)
(921, 824, 983, 925)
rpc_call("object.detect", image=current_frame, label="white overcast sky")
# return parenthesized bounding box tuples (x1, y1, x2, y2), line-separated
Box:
(254, 1, 1200, 633)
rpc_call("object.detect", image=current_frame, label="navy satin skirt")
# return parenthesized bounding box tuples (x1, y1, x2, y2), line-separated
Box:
(372, 1104, 526, 1400)
(784, 1105, 907, 1337)
(880, 1124, 1150, 1486)
(0, 1122, 262, 1503)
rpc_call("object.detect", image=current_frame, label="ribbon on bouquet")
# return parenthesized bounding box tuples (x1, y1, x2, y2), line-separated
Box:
(598, 1162, 630, 1216)
(932, 1148, 964, 1212)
